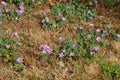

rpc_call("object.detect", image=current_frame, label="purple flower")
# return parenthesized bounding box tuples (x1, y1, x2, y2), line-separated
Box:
(74, 26, 78, 30)
(90, 51, 95, 55)
(1, 1, 7, 6)
(0, 20, 2, 25)
(58, 13, 63, 17)
(59, 52, 64, 58)
(87, 34, 92, 39)
(40, 11, 46, 15)
(17, 43, 22, 46)
(117, 34, 120, 38)
(45, 17, 50, 23)
(94, 0, 98, 4)
(69, 52, 74, 56)
(16, 57, 23, 63)
(6, 44, 10, 49)
(62, 49, 66, 53)
(89, 23, 94, 27)
(101, 30, 108, 37)
(41, 19, 45, 23)
(79, 26, 84, 30)
(72, 44, 77, 49)
(5, 8, 10, 13)
(93, 47, 100, 51)
(32, 0, 35, 2)
(101, 33, 106, 37)
(19, 5, 24, 10)
(87, 10, 92, 15)
(59, 37, 64, 41)
(96, 29, 101, 33)
(96, 36, 101, 42)
(41, 44, 53, 54)
(16, 5, 24, 15)
(16, 9, 24, 15)
(10, 32, 19, 38)
(62, 17, 66, 21)
(103, 30, 108, 34)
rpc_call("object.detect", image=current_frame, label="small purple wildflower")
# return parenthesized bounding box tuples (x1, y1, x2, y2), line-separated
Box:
(0, 20, 2, 25)
(59, 52, 64, 58)
(90, 51, 95, 55)
(17, 43, 22, 46)
(94, 0, 98, 4)
(58, 13, 63, 17)
(45, 17, 50, 23)
(19, 5, 24, 10)
(41, 44, 53, 54)
(87, 34, 92, 39)
(61, 17, 66, 21)
(16, 57, 23, 63)
(96, 36, 101, 42)
(62, 49, 66, 53)
(96, 29, 101, 33)
(74, 26, 78, 30)
(101, 33, 106, 37)
(59, 37, 64, 41)
(16, 5, 24, 15)
(40, 11, 46, 15)
(5, 8, 10, 13)
(79, 26, 84, 30)
(93, 47, 100, 51)
(69, 52, 74, 56)
(101, 30, 108, 37)
(72, 44, 77, 49)
(41, 19, 45, 23)
(32, 0, 35, 2)
(87, 10, 92, 15)
(103, 30, 108, 34)
(16, 9, 24, 15)
(1, 1, 7, 6)
(117, 34, 120, 38)
(10, 32, 19, 38)
(89, 23, 95, 27)
(6, 44, 10, 49)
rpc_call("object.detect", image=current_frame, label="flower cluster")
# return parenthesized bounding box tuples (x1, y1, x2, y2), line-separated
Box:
(1, 1, 7, 6)
(10, 32, 19, 38)
(58, 37, 64, 41)
(117, 34, 120, 38)
(41, 17, 50, 23)
(16, 4, 25, 15)
(41, 44, 53, 54)
(6, 44, 11, 49)
(16, 57, 23, 63)
(59, 49, 74, 58)
(90, 46, 100, 55)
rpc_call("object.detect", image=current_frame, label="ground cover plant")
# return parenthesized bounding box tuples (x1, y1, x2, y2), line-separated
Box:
(0, 0, 120, 80)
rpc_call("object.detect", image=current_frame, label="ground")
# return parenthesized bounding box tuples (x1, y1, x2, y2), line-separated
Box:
(0, 1, 120, 80)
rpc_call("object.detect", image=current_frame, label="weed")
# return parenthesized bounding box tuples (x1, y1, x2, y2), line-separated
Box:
(101, 62, 120, 80)
(41, 1, 96, 29)
(0, 30, 24, 70)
